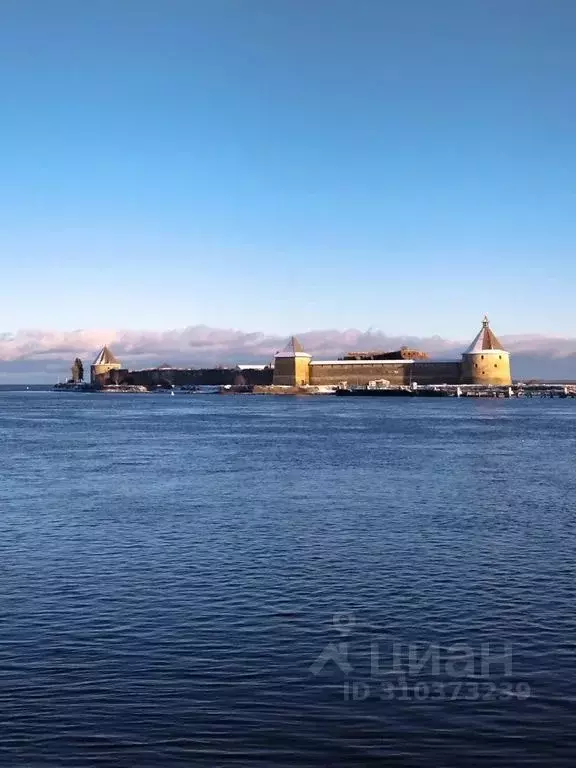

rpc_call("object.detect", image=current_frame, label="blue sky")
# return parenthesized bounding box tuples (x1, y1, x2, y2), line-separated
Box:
(1, 0, 574, 338)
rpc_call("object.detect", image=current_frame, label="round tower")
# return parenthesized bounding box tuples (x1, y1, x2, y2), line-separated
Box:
(90, 345, 122, 386)
(460, 316, 511, 386)
(273, 336, 311, 386)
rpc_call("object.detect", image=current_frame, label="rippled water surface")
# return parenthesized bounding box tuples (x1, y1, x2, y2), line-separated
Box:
(1, 391, 575, 767)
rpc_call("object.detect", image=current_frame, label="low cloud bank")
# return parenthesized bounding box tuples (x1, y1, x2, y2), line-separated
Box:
(1, 326, 576, 382)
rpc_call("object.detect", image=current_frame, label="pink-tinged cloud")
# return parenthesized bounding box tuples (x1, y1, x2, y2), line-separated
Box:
(0, 326, 476, 365)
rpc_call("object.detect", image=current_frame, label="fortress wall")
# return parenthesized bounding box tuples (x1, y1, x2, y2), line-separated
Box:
(129, 368, 273, 387)
(410, 362, 462, 385)
(108, 360, 462, 389)
(309, 361, 462, 387)
(309, 362, 411, 386)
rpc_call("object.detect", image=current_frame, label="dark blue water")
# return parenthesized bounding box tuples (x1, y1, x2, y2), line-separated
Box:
(1, 392, 575, 767)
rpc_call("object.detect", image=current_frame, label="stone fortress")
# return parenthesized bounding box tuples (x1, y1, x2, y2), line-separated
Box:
(272, 317, 512, 388)
(65, 316, 511, 391)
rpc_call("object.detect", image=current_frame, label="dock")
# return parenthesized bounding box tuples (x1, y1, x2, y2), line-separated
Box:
(335, 384, 576, 398)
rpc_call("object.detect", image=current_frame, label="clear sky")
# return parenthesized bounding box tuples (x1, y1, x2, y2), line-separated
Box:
(1, 0, 574, 338)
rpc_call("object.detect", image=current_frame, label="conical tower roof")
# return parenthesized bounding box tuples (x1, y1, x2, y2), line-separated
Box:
(465, 316, 506, 353)
(274, 336, 311, 358)
(93, 345, 121, 366)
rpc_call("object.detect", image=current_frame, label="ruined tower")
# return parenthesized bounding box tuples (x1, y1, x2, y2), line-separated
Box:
(460, 317, 511, 386)
(71, 357, 84, 383)
(90, 346, 122, 386)
(272, 337, 311, 386)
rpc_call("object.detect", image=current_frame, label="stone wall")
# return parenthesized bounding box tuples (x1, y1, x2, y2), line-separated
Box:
(411, 361, 462, 385)
(309, 361, 462, 387)
(309, 362, 411, 386)
(128, 367, 274, 388)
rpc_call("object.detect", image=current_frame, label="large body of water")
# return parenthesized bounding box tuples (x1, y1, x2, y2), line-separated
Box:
(0, 391, 575, 766)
